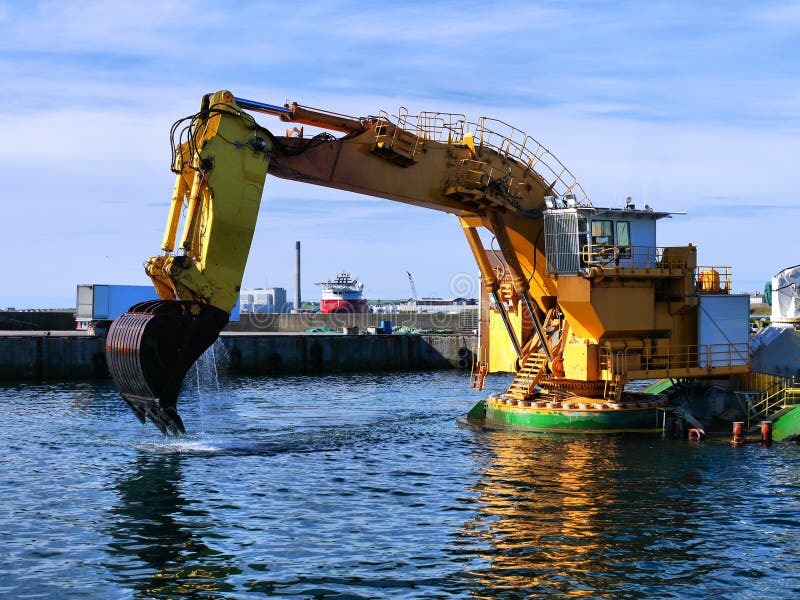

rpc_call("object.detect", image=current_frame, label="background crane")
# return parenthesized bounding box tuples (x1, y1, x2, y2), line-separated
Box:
(405, 271, 419, 302)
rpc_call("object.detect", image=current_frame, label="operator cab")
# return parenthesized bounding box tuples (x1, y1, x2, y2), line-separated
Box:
(543, 195, 672, 275)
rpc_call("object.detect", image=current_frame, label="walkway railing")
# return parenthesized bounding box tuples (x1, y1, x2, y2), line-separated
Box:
(582, 245, 678, 270)
(601, 342, 750, 376)
(374, 108, 589, 204)
(695, 266, 732, 294)
(742, 374, 800, 428)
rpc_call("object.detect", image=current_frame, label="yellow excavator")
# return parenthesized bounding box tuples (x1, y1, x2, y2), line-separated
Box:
(106, 90, 749, 435)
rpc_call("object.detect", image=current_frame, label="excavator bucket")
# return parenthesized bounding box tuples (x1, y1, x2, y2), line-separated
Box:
(105, 300, 229, 435)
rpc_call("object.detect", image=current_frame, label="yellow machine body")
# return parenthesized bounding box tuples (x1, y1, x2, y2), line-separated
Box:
(153, 91, 749, 396)
(145, 92, 271, 312)
(107, 90, 751, 433)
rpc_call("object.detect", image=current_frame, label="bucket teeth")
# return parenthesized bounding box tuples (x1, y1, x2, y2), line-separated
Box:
(121, 396, 147, 424)
(121, 394, 186, 435)
(105, 300, 228, 435)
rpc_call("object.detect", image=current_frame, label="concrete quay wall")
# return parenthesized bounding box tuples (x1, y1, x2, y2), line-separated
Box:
(0, 311, 76, 331)
(0, 331, 477, 381)
(219, 333, 476, 376)
(0, 311, 474, 334)
(0, 333, 107, 380)
(226, 312, 471, 333)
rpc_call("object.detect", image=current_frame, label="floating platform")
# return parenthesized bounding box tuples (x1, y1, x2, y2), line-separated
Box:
(480, 394, 667, 433)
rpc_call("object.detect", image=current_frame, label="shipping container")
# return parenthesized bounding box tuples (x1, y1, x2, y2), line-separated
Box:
(697, 294, 749, 368)
(76, 284, 240, 330)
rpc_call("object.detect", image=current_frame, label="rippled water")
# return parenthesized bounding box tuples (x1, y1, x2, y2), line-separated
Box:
(1, 368, 800, 599)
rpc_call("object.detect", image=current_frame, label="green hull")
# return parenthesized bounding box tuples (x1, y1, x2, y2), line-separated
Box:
(772, 406, 800, 441)
(483, 399, 664, 434)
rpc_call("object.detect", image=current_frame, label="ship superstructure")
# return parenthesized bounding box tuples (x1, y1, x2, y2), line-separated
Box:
(315, 272, 368, 314)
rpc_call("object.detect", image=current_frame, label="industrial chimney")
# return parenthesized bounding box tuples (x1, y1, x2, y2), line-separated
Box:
(294, 241, 301, 312)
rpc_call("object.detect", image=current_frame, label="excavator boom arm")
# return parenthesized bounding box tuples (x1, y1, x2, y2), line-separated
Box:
(106, 90, 584, 434)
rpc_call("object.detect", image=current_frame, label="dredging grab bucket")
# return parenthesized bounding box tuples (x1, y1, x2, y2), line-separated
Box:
(105, 300, 229, 435)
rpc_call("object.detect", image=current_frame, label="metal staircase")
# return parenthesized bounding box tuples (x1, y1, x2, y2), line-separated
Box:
(442, 159, 525, 209)
(372, 109, 423, 166)
(742, 378, 800, 430)
(506, 352, 549, 400)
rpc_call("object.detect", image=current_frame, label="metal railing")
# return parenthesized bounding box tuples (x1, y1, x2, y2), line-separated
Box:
(544, 244, 690, 274)
(471, 116, 588, 202)
(742, 373, 800, 427)
(695, 266, 731, 294)
(581, 245, 684, 270)
(373, 108, 589, 204)
(601, 342, 750, 376)
(374, 106, 426, 159)
(416, 111, 468, 142)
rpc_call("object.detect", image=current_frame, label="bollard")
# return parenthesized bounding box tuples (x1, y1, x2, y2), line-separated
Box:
(732, 421, 745, 445)
(760, 421, 773, 445)
(688, 428, 705, 442)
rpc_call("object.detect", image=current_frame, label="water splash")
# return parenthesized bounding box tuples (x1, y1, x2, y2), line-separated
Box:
(192, 339, 225, 392)
(188, 339, 228, 432)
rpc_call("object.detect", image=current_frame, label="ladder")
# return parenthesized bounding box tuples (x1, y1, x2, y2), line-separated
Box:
(471, 363, 489, 391)
(499, 279, 515, 303)
(604, 375, 625, 402)
(506, 352, 548, 400)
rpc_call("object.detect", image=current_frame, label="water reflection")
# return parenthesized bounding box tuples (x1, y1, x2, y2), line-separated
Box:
(457, 434, 706, 598)
(106, 453, 239, 598)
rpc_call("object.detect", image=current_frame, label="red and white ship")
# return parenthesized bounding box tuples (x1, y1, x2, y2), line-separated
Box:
(315, 272, 368, 314)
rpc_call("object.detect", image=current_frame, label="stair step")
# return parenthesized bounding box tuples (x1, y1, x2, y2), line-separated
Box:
(504, 351, 549, 400)
(747, 404, 799, 433)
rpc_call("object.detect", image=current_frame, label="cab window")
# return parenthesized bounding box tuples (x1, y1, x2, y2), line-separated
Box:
(591, 220, 613, 245)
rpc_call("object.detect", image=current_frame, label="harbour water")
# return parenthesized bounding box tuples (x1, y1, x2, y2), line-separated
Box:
(2, 369, 800, 599)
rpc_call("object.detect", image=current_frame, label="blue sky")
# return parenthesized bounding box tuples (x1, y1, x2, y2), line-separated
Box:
(1, 0, 798, 308)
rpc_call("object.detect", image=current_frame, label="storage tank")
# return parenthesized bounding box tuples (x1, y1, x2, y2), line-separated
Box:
(771, 265, 800, 328)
